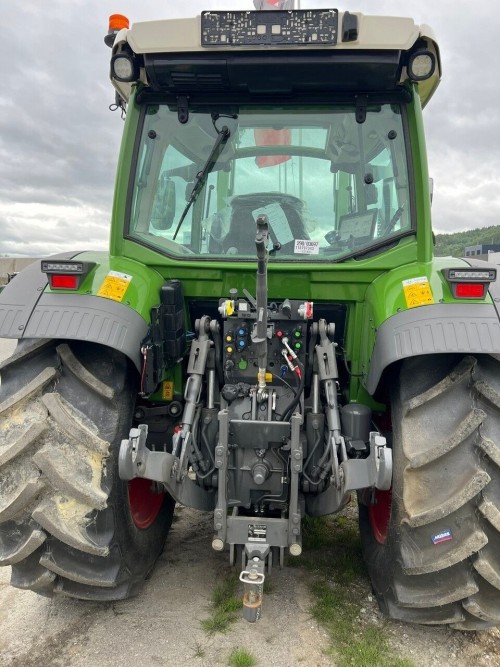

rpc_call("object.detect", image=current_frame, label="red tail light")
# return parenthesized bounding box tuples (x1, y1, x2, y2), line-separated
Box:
(442, 267, 496, 300)
(455, 283, 485, 298)
(41, 259, 95, 291)
(50, 275, 79, 289)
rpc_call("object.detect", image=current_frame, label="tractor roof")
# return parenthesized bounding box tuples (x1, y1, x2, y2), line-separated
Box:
(110, 10, 441, 107)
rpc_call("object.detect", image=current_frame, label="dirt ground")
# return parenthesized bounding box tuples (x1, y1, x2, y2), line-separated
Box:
(0, 338, 499, 666)
(0, 506, 499, 667)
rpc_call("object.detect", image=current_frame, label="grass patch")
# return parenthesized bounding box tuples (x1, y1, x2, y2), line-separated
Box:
(227, 647, 257, 667)
(201, 573, 243, 635)
(299, 508, 415, 667)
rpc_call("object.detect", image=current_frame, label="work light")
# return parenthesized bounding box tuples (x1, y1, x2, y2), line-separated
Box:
(407, 50, 436, 81)
(111, 53, 138, 82)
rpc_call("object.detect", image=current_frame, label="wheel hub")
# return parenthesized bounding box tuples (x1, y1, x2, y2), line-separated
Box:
(128, 477, 165, 529)
(368, 489, 392, 545)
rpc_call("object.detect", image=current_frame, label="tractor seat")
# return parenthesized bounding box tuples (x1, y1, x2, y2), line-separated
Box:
(208, 192, 309, 255)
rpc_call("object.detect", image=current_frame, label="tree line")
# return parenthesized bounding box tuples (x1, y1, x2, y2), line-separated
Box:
(434, 225, 500, 258)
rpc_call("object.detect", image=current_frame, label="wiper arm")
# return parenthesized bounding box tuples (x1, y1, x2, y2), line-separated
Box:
(172, 125, 230, 241)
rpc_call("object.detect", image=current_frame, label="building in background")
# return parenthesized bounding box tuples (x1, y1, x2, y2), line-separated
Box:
(464, 244, 500, 260)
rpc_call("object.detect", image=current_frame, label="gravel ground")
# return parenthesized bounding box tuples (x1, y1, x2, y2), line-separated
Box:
(0, 337, 499, 666)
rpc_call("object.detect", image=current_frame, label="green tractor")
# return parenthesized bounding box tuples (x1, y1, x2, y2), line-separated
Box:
(1, 7, 499, 629)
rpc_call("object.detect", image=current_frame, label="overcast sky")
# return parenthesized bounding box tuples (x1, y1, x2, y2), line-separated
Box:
(1, 0, 499, 256)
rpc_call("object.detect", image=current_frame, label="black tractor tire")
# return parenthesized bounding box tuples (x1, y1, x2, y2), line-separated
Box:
(0, 339, 175, 600)
(359, 354, 500, 630)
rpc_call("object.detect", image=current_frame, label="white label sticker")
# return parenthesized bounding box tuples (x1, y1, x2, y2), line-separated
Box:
(252, 203, 294, 245)
(402, 276, 428, 287)
(294, 239, 319, 255)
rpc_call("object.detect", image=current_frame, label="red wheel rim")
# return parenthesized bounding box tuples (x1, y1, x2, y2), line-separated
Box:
(369, 489, 392, 545)
(128, 478, 165, 529)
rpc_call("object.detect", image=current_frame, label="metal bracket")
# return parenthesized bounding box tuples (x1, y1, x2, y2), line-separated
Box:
(118, 424, 148, 481)
(355, 94, 368, 124)
(315, 320, 338, 381)
(340, 432, 392, 491)
(288, 413, 303, 551)
(118, 424, 216, 511)
(177, 96, 189, 124)
(214, 408, 229, 540)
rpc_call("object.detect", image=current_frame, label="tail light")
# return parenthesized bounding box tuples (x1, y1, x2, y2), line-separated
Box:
(41, 260, 95, 290)
(442, 268, 496, 300)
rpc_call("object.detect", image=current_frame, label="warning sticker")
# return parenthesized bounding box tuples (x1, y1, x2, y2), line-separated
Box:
(97, 271, 132, 302)
(162, 381, 174, 401)
(248, 524, 267, 543)
(294, 239, 320, 255)
(402, 276, 434, 309)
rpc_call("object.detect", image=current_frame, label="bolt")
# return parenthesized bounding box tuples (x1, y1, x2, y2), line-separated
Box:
(212, 538, 224, 551)
(18, 325, 24, 330)
(292, 515, 299, 524)
(292, 527, 299, 535)
(215, 522, 222, 530)
(294, 451, 301, 460)
(294, 464, 301, 472)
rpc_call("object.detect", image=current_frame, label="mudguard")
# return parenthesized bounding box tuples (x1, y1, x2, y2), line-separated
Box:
(364, 257, 500, 395)
(365, 302, 500, 394)
(0, 252, 166, 371)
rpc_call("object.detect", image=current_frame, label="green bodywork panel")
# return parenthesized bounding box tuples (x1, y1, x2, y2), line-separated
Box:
(358, 255, 493, 394)
(43, 252, 165, 322)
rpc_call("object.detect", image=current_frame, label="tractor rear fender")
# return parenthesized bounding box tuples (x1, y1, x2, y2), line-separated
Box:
(0, 252, 166, 371)
(365, 302, 500, 395)
(362, 256, 500, 395)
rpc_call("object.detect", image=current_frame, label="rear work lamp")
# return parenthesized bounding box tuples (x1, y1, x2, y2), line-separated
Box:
(110, 53, 139, 82)
(407, 50, 436, 81)
(442, 267, 497, 300)
(41, 260, 95, 290)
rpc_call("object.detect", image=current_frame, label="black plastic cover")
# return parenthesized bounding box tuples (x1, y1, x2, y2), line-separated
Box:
(342, 11, 358, 42)
(144, 50, 402, 96)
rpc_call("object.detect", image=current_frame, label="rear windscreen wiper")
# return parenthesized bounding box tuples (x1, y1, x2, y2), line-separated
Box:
(172, 125, 230, 241)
